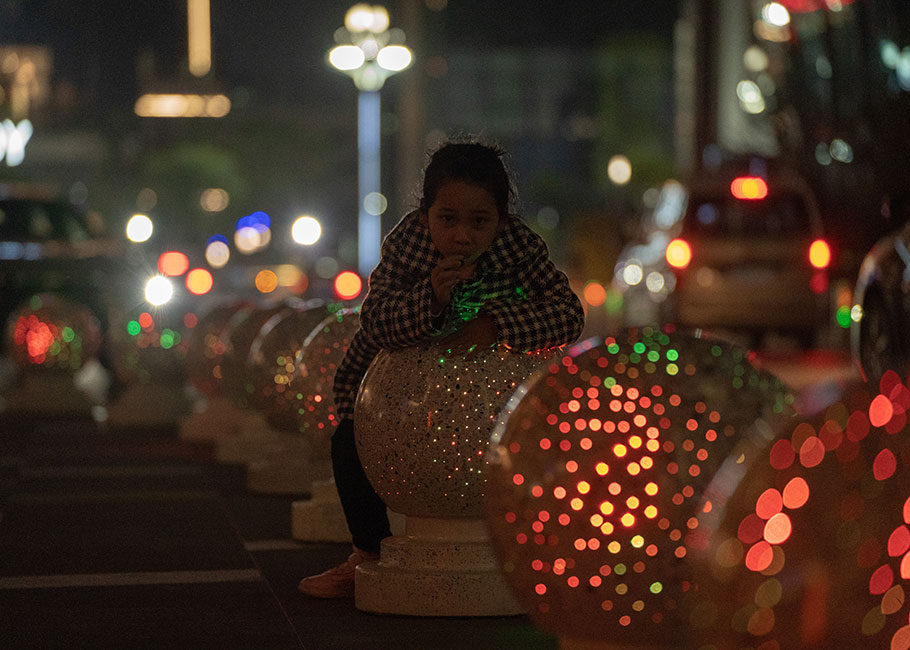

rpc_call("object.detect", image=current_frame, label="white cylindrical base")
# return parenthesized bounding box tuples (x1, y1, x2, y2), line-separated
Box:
(355, 516, 523, 617)
(105, 381, 191, 429)
(178, 395, 248, 444)
(3, 372, 98, 418)
(213, 411, 284, 464)
(291, 478, 352, 543)
(246, 446, 330, 495)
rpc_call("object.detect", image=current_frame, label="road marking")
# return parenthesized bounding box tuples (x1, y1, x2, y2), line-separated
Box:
(244, 539, 303, 551)
(19, 465, 205, 479)
(0, 569, 263, 590)
(7, 490, 218, 504)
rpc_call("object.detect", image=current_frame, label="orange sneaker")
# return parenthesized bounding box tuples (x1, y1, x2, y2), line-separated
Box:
(297, 548, 379, 598)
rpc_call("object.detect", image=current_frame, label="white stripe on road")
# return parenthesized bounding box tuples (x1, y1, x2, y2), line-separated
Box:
(0, 569, 264, 590)
(243, 539, 303, 551)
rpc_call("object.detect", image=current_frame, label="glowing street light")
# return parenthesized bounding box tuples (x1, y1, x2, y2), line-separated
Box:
(328, 4, 413, 277)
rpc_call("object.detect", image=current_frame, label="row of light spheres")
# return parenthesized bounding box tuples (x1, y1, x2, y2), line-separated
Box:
(360, 323, 910, 649)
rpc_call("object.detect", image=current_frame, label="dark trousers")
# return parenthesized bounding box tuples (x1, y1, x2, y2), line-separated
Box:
(331, 418, 391, 553)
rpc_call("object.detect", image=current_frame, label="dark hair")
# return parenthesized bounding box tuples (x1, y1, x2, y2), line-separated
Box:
(418, 138, 515, 217)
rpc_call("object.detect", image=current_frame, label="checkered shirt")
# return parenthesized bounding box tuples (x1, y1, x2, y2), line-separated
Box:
(333, 210, 585, 418)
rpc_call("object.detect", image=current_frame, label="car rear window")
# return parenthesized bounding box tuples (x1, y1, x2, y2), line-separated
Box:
(683, 192, 814, 238)
(0, 200, 91, 243)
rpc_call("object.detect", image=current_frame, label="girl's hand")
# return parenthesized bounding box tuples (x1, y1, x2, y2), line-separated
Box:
(430, 254, 476, 314)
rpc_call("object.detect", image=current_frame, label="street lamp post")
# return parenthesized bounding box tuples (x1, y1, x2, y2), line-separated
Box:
(328, 4, 413, 279)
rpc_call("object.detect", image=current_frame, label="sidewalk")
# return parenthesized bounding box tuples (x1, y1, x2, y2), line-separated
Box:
(0, 414, 556, 650)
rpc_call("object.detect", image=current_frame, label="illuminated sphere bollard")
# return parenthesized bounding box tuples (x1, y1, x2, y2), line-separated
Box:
(289, 309, 364, 543)
(685, 369, 910, 649)
(241, 299, 337, 494)
(484, 330, 794, 648)
(105, 306, 193, 429)
(212, 300, 300, 464)
(353, 343, 553, 616)
(179, 300, 252, 444)
(3, 293, 104, 417)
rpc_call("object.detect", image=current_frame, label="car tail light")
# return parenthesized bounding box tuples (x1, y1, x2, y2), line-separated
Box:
(665, 238, 692, 269)
(808, 239, 831, 269)
(730, 176, 768, 200)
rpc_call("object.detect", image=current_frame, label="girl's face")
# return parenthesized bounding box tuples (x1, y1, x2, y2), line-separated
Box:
(422, 180, 503, 263)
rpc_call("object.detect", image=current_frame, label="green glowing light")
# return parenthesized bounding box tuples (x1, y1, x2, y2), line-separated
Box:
(666, 349, 679, 361)
(711, 345, 722, 357)
(633, 342, 645, 354)
(604, 377, 617, 388)
(127, 320, 141, 336)
(607, 343, 620, 354)
(160, 329, 175, 349)
(647, 350, 659, 362)
(61, 327, 75, 343)
(604, 289, 624, 314)
(650, 582, 663, 594)
(835, 305, 851, 329)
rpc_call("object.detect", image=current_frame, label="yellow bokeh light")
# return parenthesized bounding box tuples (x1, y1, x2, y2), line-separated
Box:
(255, 269, 278, 293)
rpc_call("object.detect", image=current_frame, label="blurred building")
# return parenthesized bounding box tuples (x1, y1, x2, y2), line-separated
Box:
(677, 0, 910, 270)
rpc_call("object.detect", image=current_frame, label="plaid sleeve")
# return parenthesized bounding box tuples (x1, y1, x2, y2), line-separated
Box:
(358, 228, 440, 349)
(333, 215, 439, 416)
(481, 230, 585, 352)
(332, 326, 377, 418)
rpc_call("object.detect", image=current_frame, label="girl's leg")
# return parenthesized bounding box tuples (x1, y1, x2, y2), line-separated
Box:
(330, 418, 392, 553)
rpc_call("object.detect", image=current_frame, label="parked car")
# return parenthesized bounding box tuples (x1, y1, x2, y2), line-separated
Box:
(850, 216, 910, 385)
(662, 167, 832, 347)
(0, 188, 125, 361)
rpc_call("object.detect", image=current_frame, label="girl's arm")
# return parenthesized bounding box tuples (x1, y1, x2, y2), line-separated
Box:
(481, 234, 585, 352)
(358, 240, 441, 349)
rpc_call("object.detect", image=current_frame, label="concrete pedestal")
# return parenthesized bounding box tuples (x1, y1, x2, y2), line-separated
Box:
(213, 411, 284, 464)
(178, 395, 249, 444)
(246, 444, 331, 495)
(291, 478, 352, 543)
(2, 371, 99, 418)
(355, 517, 523, 617)
(105, 381, 191, 429)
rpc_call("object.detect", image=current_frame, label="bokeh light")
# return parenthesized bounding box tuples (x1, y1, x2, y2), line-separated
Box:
(689, 369, 910, 649)
(111, 307, 189, 383)
(255, 269, 278, 294)
(485, 328, 794, 646)
(158, 251, 189, 276)
(291, 215, 322, 245)
(6, 293, 101, 372)
(205, 234, 230, 268)
(334, 271, 363, 300)
(125, 214, 153, 242)
(608, 155, 632, 185)
(184, 301, 251, 398)
(144, 276, 174, 306)
(244, 300, 335, 432)
(185, 268, 214, 295)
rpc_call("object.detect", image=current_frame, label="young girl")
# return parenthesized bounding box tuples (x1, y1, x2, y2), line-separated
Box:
(299, 138, 585, 598)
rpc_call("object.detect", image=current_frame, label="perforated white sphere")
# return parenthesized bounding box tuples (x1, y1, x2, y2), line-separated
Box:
(282, 308, 360, 454)
(484, 329, 794, 646)
(355, 343, 553, 518)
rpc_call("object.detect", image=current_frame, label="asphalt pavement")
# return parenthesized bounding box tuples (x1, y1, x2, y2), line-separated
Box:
(0, 410, 556, 650)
